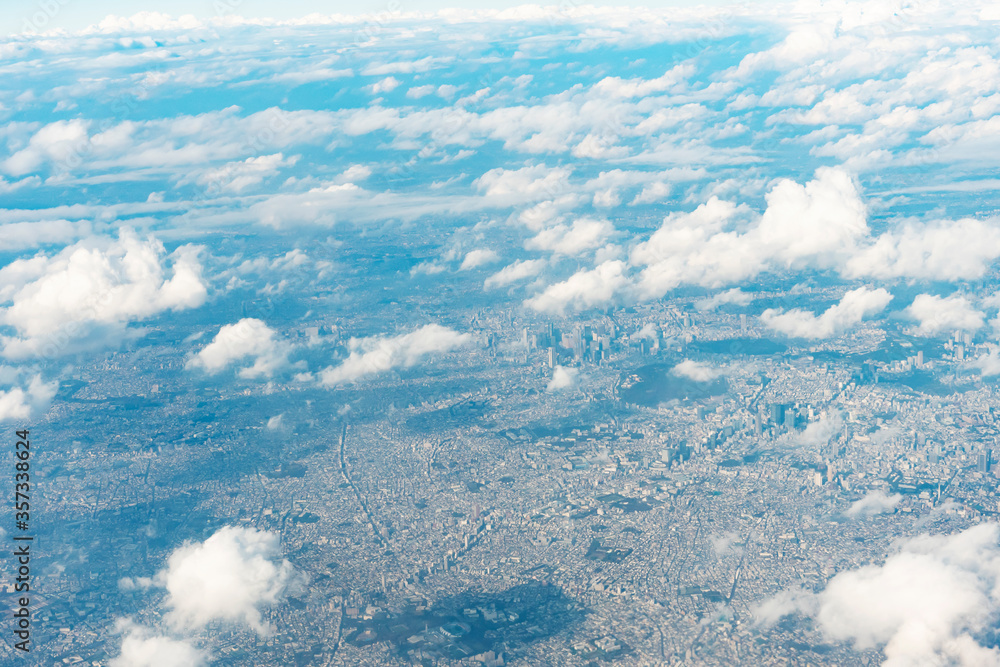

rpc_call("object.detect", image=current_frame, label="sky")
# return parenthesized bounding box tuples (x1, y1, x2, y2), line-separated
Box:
(2, 0, 741, 36)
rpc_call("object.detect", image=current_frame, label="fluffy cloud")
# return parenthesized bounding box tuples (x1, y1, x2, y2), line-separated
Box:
(525, 217, 615, 256)
(0, 230, 206, 358)
(2, 119, 90, 176)
(459, 249, 500, 270)
(369, 76, 401, 94)
(110, 622, 206, 667)
(670, 359, 723, 382)
(547, 365, 579, 391)
(474, 165, 571, 202)
(195, 153, 297, 194)
(695, 288, 754, 311)
(845, 491, 902, 518)
(760, 287, 892, 339)
(524, 260, 629, 314)
(484, 259, 546, 288)
(844, 218, 1000, 281)
(759, 524, 1000, 666)
(158, 527, 294, 634)
(186, 319, 293, 379)
(969, 347, 1000, 376)
(906, 294, 985, 336)
(631, 196, 758, 298)
(756, 167, 869, 268)
(777, 412, 843, 449)
(320, 324, 471, 385)
(0, 375, 57, 422)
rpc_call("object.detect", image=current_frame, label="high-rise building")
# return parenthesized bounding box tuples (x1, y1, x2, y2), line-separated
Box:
(769, 402, 785, 426)
(978, 449, 993, 474)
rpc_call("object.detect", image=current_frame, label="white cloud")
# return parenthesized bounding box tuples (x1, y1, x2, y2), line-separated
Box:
(369, 76, 401, 94)
(756, 167, 869, 269)
(630, 181, 671, 205)
(970, 347, 1000, 376)
(524, 260, 629, 314)
(474, 164, 571, 201)
(760, 524, 1000, 666)
(186, 319, 293, 379)
(571, 134, 628, 159)
(195, 153, 297, 194)
(631, 196, 760, 298)
(0, 219, 92, 250)
(670, 359, 723, 382)
(158, 526, 295, 634)
(547, 365, 579, 391)
(844, 218, 1000, 281)
(89, 12, 204, 34)
(907, 294, 985, 336)
(694, 288, 753, 311)
(777, 412, 843, 449)
(459, 249, 499, 270)
(407, 85, 436, 99)
(0, 375, 57, 422)
(525, 217, 615, 256)
(760, 287, 892, 339)
(710, 531, 741, 556)
(0, 230, 207, 358)
(319, 324, 471, 385)
(2, 119, 90, 176)
(484, 259, 546, 288)
(110, 621, 207, 667)
(845, 491, 902, 518)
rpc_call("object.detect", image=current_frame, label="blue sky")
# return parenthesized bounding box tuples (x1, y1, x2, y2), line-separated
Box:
(2, 0, 737, 36)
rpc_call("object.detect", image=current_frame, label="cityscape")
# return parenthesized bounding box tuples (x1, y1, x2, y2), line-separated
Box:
(1, 1, 1000, 666)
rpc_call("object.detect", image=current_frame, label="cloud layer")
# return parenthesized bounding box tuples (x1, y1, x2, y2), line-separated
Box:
(320, 324, 471, 385)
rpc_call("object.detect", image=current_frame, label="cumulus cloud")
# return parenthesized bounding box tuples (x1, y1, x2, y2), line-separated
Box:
(970, 347, 1000, 376)
(524, 260, 629, 314)
(547, 365, 579, 391)
(906, 294, 985, 335)
(2, 119, 90, 176)
(186, 319, 293, 379)
(758, 524, 1000, 666)
(760, 287, 892, 339)
(671, 359, 723, 382)
(845, 491, 902, 518)
(844, 218, 1000, 281)
(459, 249, 500, 270)
(630, 181, 672, 205)
(0, 219, 92, 250)
(525, 217, 615, 256)
(157, 527, 295, 634)
(319, 324, 471, 385)
(0, 230, 206, 358)
(756, 167, 869, 268)
(777, 412, 843, 449)
(195, 153, 297, 194)
(631, 196, 758, 298)
(110, 621, 207, 667)
(0, 375, 57, 422)
(369, 76, 401, 94)
(710, 531, 741, 556)
(474, 164, 571, 202)
(695, 288, 754, 311)
(484, 258, 546, 288)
